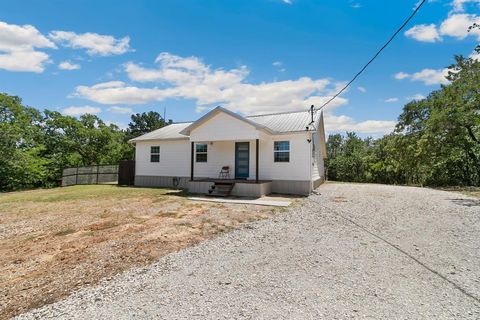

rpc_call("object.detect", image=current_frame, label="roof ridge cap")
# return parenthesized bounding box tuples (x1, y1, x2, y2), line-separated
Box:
(246, 109, 310, 117)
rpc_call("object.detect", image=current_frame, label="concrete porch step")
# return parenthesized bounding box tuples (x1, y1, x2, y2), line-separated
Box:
(207, 182, 235, 197)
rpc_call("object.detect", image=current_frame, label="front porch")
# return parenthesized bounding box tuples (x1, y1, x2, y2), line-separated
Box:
(188, 179, 272, 198)
(187, 137, 267, 197)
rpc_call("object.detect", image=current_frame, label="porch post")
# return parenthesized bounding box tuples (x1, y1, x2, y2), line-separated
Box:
(256, 139, 259, 183)
(190, 141, 194, 181)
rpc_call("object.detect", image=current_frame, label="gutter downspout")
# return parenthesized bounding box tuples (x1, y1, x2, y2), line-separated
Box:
(309, 132, 313, 194)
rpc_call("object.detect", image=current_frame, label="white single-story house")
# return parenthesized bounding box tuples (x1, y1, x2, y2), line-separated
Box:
(129, 106, 327, 196)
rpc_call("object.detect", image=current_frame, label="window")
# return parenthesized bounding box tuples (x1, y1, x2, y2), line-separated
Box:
(274, 141, 290, 162)
(196, 143, 208, 162)
(150, 146, 160, 162)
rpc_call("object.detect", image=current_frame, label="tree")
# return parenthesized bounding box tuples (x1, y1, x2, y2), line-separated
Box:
(126, 111, 171, 141)
(43, 111, 131, 168)
(0, 93, 49, 191)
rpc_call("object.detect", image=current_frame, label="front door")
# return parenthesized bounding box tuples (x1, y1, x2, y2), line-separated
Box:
(235, 142, 249, 179)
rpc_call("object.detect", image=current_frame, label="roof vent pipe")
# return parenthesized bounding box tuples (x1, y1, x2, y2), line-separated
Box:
(310, 105, 314, 124)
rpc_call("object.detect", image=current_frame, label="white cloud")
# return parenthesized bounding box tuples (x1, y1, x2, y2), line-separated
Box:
(0, 20, 56, 72)
(58, 61, 80, 70)
(439, 13, 480, 40)
(406, 0, 480, 43)
(451, 0, 480, 12)
(405, 24, 441, 42)
(406, 93, 426, 101)
(76, 52, 397, 136)
(281, 0, 292, 4)
(49, 31, 131, 56)
(107, 106, 133, 114)
(195, 106, 209, 113)
(62, 105, 101, 116)
(394, 68, 450, 85)
(350, 3, 362, 9)
(470, 50, 480, 61)
(105, 120, 127, 130)
(324, 114, 396, 136)
(385, 97, 399, 103)
(272, 60, 286, 72)
(76, 52, 348, 115)
(357, 86, 366, 93)
(394, 72, 409, 80)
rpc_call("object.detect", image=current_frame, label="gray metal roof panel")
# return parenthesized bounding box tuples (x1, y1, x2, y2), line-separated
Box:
(129, 122, 192, 142)
(246, 110, 321, 133)
(130, 109, 320, 142)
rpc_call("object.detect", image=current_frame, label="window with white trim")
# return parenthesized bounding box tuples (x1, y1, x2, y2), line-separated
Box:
(274, 141, 290, 162)
(196, 143, 208, 162)
(150, 146, 160, 162)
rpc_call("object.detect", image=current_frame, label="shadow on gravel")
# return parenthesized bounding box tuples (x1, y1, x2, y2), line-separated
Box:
(449, 198, 480, 207)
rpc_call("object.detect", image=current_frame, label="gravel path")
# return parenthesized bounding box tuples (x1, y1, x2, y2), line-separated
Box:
(17, 183, 480, 319)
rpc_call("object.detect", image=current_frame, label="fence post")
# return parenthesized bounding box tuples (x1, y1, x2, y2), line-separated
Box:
(75, 167, 79, 185)
(96, 165, 100, 184)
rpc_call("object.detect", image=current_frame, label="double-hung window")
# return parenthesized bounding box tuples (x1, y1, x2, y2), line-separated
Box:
(196, 143, 208, 163)
(150, 146, 160, 162)
(274, 141, 290, 162)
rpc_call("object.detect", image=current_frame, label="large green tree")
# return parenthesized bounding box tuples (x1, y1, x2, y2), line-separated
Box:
(0, 94, 49, 190)
(125, 111, 171, 141)
(327, 39, 479, 187)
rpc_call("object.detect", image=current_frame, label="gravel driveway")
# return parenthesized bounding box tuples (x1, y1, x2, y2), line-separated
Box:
(17, 183, 480, 319)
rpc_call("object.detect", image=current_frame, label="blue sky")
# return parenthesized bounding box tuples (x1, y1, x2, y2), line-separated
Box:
(0, 0, 479, 136)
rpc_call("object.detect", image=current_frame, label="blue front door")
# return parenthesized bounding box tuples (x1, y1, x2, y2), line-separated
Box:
(235, 142, 249, 179)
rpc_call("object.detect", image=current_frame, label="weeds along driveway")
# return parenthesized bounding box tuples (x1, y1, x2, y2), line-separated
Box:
(17, 183, 480, 319)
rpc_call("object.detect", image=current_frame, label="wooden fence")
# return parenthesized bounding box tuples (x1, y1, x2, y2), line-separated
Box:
(62, 165, 119, 186)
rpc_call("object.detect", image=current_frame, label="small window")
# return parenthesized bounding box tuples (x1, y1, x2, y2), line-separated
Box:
(196, 143, 208, 163)
(150, 146, 160, 162)
(274, 141, 290, 162)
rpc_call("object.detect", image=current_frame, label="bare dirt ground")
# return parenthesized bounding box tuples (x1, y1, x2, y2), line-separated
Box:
(0, 185, 281, 319)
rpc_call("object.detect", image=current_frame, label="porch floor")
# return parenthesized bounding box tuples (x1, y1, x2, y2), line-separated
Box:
(191, 179, 272, 184)
(188, 196, 291, 207)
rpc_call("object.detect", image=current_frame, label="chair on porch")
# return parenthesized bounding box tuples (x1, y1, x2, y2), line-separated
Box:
(218, 166, 230, 179)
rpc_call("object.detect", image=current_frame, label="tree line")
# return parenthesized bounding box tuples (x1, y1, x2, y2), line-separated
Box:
(0, 96, 169, 191)
(327, 46, 480, 187)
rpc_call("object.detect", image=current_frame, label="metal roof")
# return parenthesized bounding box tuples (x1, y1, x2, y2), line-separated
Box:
(129, 122, 192, 142)
(246, 110, 321, 133)
(130, 109, 321, 142)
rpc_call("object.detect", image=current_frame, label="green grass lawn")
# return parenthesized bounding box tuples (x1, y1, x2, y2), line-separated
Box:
(0, 185, 177, 203)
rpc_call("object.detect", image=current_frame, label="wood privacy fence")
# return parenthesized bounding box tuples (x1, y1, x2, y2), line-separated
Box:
(62, 165, 119, 186)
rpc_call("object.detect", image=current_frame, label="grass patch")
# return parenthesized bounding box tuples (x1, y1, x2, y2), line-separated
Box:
(437, 186, 480, 199)
(87, 220, 118, 231)
(0, 185, 177, 204)
(156, 211, 186, 219)
(54, 228, 76, 236)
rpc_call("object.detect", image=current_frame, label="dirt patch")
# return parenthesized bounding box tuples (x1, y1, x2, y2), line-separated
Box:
(0, 185, 279, 319)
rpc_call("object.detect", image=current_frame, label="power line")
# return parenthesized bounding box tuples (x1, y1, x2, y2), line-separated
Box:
(315, 0, 427, 111)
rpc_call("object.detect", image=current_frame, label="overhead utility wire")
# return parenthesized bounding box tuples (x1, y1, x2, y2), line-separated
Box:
(315, 0, 427, 111)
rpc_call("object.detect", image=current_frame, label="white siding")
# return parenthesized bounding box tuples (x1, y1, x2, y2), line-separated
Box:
(194, 140, 258, 179)
(311, 130, 325, 181)
(134, 132, 317, 182)
(190, 112, 260, 142)
(135, 140, 190, 177)
(258, 132, 311, 181)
